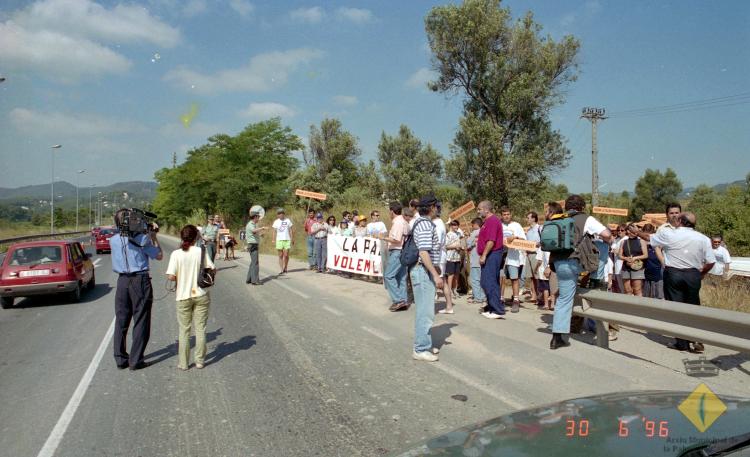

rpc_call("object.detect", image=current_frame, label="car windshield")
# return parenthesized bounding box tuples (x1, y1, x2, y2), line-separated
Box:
(9, 246, 62, 266)
(99, 229, 114, 236)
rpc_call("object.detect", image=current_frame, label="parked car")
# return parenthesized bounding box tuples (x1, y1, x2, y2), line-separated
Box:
(95, 227, 116, 254)
(91, 226, 102, 237)
(0, 240, 95, 308)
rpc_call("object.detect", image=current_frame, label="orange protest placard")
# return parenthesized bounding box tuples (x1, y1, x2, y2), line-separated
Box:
(448, 201, 476, 221)
(642, 213, 666, 220)
(295, 189, 327, 201)
(592, 206, 629, 217)
(218, 229, 230, 235)
(507, 239, 539, 252)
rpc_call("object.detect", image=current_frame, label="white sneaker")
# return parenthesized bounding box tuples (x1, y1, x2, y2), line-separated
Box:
(412, 350, 439, 362)
(431, 347, 440, 354)
(482, 311, 503, 320)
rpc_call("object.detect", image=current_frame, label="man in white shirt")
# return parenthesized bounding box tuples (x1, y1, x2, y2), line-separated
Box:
(432, 203, 452, 312)
(524, 211, 542, 305)
(271, 208, 294, 274)
(366, 210, 388, 237)
(636, 212, 715, 353)
(500, 206, 527, 313)
(708, 235, 732, 277)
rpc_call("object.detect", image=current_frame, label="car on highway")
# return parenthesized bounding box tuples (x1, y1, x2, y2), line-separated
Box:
(95, 227, 116, 254)
(0, 240, 95, 309)
(390, 391, 750, 457)
(91, 226, 102, 237)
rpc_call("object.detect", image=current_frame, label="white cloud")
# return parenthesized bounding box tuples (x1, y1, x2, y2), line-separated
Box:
(335, 7, 373, 24)
(239, 102, 296, 120)
(289, 6, 324, 24)
(164, 47, 324, 94)
(9, 108, 147, 136)
(0, 0, 180, 82)
(184, 0, 207, 17)
(229, 0, 254, 17)
(332, 95, 358, 106)
(406, 67, 436, 89)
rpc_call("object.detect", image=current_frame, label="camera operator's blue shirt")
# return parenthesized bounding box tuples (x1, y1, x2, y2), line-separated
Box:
(110, 233, 161, 274)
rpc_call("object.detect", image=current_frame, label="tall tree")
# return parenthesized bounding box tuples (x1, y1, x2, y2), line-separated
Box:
(377, 125, 443, 202)
(425, 0, 579, 206)
(305, 118, 360, 184)
(630, 168, 683, 220)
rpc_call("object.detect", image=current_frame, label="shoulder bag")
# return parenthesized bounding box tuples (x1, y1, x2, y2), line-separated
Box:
(198, 245, 216, 288)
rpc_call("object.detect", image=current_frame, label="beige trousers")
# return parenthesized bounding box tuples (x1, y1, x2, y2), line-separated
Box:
(176, 294, 210, 368)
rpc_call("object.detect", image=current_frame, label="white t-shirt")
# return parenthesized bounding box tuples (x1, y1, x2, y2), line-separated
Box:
(535, 248, 550, 280)
(366, 221, 387, 237)
(709, 245, 731, 276)
(272, 217, 293, 241)
(166, 246, 215, 302)
(605, 257, 614, 284)
(502, 221, 527, 267)
(612, 237, 625, 274)
(433, 218, 447, 268)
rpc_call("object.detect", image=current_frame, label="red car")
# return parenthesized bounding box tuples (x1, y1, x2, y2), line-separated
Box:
(0, 240, 95, 309)
(95, 227, 116, 254)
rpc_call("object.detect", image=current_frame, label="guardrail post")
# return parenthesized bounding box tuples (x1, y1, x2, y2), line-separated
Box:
(594, 320, 609, 349)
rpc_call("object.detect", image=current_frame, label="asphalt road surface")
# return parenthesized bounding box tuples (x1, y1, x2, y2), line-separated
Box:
(0, 236, 747, 457)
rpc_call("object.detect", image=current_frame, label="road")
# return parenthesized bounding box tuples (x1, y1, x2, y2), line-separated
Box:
(0, 236, 748, 457)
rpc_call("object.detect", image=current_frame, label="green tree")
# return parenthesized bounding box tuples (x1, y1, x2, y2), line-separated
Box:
(305, 118, 360, 185)
(630, 168, 683, 220)
(689, 184, 750, 256)
(425, 0, 580, 206)
(153, 118, 301, 228)
(377, 125, 443, 202)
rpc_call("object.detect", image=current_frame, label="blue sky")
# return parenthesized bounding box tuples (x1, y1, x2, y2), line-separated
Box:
(1, 0, 748, 194)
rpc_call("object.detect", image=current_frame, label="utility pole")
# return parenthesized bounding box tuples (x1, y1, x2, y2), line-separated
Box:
(172, 151, 177, 168)
(581, 107, 607, 207)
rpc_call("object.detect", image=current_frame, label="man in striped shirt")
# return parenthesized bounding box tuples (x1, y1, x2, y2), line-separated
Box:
(410, 195, 443, 362)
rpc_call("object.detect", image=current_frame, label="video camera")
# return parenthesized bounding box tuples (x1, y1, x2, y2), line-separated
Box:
(116, 208, 159, 237)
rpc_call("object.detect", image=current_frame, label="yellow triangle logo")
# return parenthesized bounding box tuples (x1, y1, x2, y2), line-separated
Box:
(678, 383, 727, 433)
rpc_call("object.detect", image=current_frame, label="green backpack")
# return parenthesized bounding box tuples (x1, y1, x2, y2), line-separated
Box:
(540, 212, 600, 273)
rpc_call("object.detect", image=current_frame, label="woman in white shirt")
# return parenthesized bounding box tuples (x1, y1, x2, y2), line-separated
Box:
(166, 225, 215, 371)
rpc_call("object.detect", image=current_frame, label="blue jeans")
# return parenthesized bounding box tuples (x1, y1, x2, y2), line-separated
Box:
(480, 249, 505, 315)
(314, 237, 327, 271)
(410, 264, 436, 353)
(470, 267, 485, 301)
(307, 235, 315, 267)
(552, 258, 581, 333)
(384, 250, 407, 304)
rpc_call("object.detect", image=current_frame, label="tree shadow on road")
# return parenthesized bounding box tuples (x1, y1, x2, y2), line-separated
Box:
(206, 334, 257, 366)
(431, 323, 458, 352)
(146, 327, 225, 365)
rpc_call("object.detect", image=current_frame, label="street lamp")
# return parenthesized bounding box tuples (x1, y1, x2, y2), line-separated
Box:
(76, 169, 85, 231)
(50, 144, 62, 233)
(88, 185, 95, 228)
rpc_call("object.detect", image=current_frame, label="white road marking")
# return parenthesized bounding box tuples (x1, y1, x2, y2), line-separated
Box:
(92, 258, 101, 268)
(431, 361, 526, 410)
(37, 317, 115, 457)
(323, 305, 343, 316)
(361, 326, 393, 341)
(271, 278, 310, 299)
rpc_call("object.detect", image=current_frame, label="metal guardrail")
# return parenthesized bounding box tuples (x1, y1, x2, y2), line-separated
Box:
(573, 289, 750, 354)
(0, 231, 90, 251)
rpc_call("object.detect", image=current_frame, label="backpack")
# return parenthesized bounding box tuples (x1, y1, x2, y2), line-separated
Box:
(400, 219, 434, 268)
(541, 212, 600, 274)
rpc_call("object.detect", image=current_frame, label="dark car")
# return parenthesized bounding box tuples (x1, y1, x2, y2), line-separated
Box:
(95, 227, 115, 254)
(0, 240, 95, 308)
(390, 390, 750, 457)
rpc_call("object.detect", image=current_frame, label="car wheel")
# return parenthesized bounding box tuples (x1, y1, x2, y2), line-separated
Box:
(87, 272, 96, 290)
(68, 283, 82, 303)
(0, 297, 13, 309)
(96, 249, 101, 254)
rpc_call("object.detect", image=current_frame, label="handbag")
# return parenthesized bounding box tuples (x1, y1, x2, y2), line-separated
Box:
(625, 239, 644, 271)
(198, 245, 216, 288)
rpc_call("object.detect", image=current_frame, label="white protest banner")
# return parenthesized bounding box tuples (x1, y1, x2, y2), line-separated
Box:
(327, 235, 383, 277)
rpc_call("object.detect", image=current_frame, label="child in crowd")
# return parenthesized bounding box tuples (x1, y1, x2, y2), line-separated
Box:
(535, 246, 552, 310)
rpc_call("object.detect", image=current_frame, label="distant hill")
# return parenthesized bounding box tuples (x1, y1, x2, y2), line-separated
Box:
(0, 181, 158, 208)
(682, 179, 748, 197)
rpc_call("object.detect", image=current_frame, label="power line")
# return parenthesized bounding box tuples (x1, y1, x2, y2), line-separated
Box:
(608, 92, 750, 118)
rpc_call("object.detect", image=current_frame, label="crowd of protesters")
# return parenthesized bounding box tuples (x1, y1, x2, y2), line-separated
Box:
(213, 193, 730, 362)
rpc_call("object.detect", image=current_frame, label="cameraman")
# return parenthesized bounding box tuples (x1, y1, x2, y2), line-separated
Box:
(111, 208, 163, 370)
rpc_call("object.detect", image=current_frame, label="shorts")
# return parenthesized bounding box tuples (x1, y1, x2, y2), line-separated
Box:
(445, 261, 461, 275)
(524, 253, 538, 279)
(505, 264, 522, 280)
(536, 279, 550, 292)
(621, 268, 645, 280)
(275, 240, 291, 250)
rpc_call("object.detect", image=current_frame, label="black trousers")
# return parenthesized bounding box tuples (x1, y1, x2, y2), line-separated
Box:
(114, 273, 153, 366)
(663, 267, 701, 350)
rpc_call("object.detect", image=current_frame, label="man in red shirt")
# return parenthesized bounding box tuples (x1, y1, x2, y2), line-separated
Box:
(477, 200, 506, 319)
(304, 209, 316, 270)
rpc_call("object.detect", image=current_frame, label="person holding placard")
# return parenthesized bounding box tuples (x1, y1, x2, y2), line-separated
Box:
(500, 207, 527, 313)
